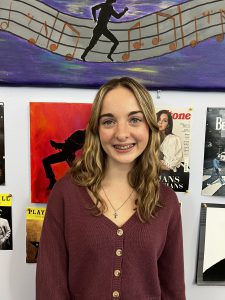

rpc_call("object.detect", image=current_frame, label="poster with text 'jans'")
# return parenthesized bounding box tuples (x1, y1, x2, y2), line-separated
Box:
(156, 107, 192, 192)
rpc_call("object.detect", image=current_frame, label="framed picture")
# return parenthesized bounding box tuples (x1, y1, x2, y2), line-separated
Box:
(30, 102, 91, 203)
(202, 108, 225, 196)
(156, 107, 192, 192)
(196, 203, 225, 285)
(0, 103, 5, 185)
(26, 207, 46, 263)
(1, 0, 225, 89)
(0, 194, 13, 250)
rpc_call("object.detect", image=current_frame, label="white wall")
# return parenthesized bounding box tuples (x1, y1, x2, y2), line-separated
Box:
(0, 86, 224, 300)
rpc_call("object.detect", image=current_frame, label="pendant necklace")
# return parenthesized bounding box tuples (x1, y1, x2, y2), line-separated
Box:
(101, 186, 134, 219)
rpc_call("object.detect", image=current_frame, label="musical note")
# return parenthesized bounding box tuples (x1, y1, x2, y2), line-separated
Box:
(27, 13, 34, 27)
(0, 2, 12, 30)
(46, 12, 59, 49)
(216, 9, 225, 42)
(49, 22, 80, 61)
(152, 12, 177, 51)
(122, 21, 142, 61)
(28, 21, 48, 45)
(177, 5, 185, 48)
(202, 11, 211, 24)
(190, 17, 199, 47)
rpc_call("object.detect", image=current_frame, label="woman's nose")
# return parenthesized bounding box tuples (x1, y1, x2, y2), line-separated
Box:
(115, 122, 130, 140)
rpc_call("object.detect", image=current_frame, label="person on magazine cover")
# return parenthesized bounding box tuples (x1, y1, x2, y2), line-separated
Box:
(157, 109, 183, 172)
(36, 77, 185, 300)
(207, 155, 225, 186)
(42, 129, 86, 190)
(0, 209, 11, 250)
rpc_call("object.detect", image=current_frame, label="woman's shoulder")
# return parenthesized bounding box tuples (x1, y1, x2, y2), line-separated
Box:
(51, 172, 85, 195)
(47, 172, 88, 210)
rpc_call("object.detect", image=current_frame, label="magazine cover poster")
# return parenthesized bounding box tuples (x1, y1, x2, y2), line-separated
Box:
(26, 207, 46, 263)
(0, 194, 13, 250)
(196, 203, 225, 285)
(156, 107, 192, 192)
(30, 102, 92, 203)
(202, 108, 225, 196)
(0, 103, 5, 185)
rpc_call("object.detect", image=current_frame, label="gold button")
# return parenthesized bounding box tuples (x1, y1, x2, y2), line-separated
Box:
(114, 269, 121, 277)
(117, 228, 123, 236)
(116, 249, 122, 256)
(112, 291, 120, 298)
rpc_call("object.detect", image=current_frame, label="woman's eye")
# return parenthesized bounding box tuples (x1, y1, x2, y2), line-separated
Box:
(130, 117, 142, 124)
(102, 119, 115, 126)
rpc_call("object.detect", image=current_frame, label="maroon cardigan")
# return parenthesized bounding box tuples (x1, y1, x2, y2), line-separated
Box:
(36, 174, 185, 300)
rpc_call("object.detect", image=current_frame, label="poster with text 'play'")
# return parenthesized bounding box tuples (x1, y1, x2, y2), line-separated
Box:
(0, 194, 12, 250)
(202, 107, 225, 196)
(156, 107, 192, 192)
(30, 102, 92, 203)
(197, 203, 225, 285)
(26, 207, 46, 263)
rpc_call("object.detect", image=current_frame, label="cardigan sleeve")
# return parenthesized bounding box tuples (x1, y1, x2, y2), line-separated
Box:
(36, 181, 71, 300)
(157, 194, 186, 300)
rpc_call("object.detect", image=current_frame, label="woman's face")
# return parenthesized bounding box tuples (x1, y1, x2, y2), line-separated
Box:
(98, 86, 149, 170)
(158, 113, 169, 132)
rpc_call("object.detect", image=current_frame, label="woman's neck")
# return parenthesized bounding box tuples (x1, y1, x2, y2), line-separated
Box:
(102, 161, 132, 187)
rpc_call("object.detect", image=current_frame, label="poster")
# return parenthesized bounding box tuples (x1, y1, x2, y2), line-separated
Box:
(0, 194, 12, 250)
(156, 107, 192, 192)
(196, 203, 225, 285)
(30, 102, 92, 203)
(0, 103, 5, 185)
(202, 107, 225, 196)
(26, 207, 46, 263)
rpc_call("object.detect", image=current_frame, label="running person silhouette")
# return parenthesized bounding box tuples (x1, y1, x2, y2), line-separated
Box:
(81, 0, 128, 62)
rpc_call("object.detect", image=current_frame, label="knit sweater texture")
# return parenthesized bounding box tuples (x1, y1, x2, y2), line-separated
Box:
(36, 173, 185, 300)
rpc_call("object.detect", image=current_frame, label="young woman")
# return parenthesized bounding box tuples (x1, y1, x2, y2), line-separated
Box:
(36, 77, 185, 300)
(157, 109, 183, 172)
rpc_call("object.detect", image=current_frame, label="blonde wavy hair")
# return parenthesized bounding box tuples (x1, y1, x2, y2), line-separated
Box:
(71, 77, 162, 222)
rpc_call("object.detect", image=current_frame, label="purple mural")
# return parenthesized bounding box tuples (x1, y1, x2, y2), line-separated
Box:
(0, 0, 225, 89)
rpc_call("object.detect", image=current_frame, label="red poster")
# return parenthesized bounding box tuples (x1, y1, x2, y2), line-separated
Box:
(30, 102, 92, 203)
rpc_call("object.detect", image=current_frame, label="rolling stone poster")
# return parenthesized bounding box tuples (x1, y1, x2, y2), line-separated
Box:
(156, 107, 192, 192)
(196, 203, 225, 285)
(0, 103, 5, 185)
(26, 207, 46, 263)
(30, 102, 92, 203)
(0, 194, 13, 250)
(202, 108, 225, 196)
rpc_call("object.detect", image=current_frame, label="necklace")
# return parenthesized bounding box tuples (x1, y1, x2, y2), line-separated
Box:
(101, 186, 134, 219)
